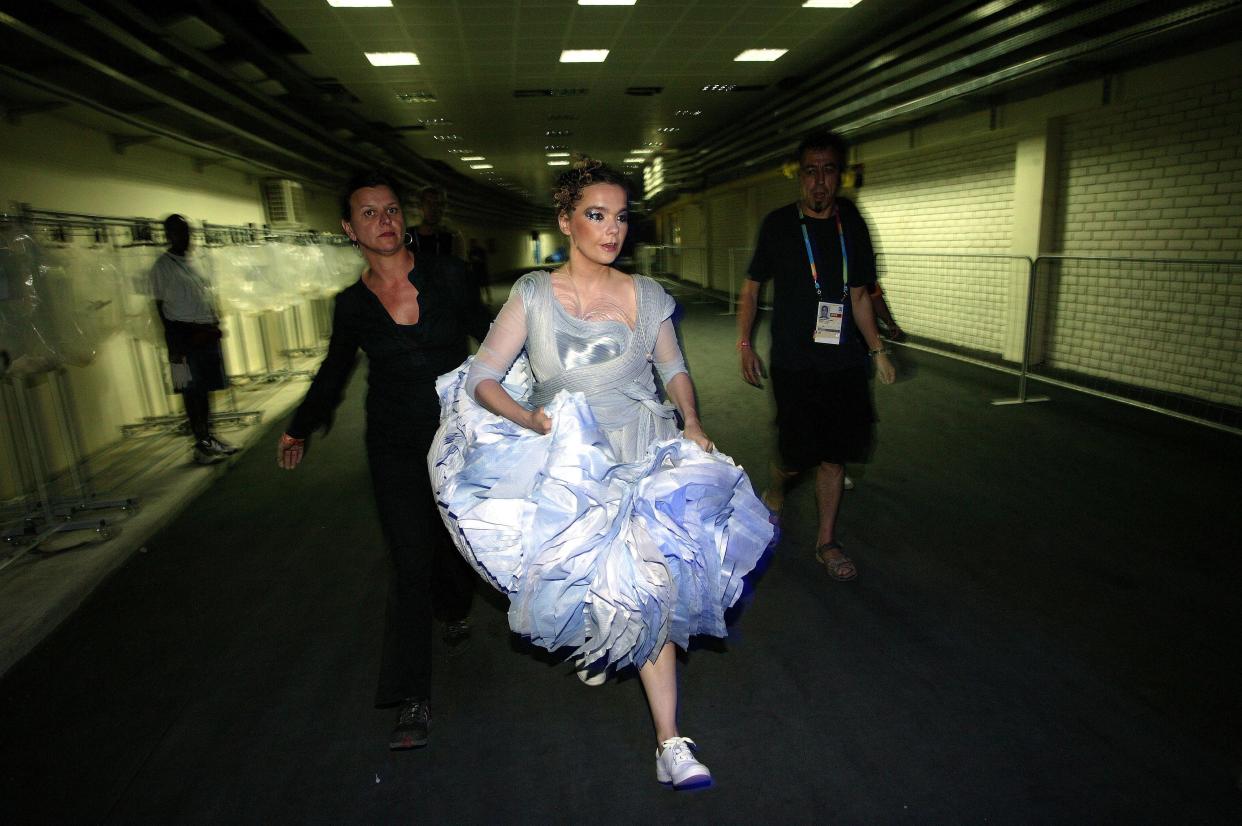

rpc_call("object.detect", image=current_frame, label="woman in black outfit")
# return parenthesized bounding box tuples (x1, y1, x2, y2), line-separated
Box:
(276, 170, 491, 750)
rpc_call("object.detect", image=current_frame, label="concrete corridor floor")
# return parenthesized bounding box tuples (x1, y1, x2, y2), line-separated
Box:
(1, 292, 1240, 824)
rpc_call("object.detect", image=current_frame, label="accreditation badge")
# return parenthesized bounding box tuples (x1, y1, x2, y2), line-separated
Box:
(813, 301, 844, 345)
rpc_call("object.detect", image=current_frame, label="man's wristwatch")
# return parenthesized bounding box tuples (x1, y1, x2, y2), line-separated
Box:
(868, 346, 891, 357)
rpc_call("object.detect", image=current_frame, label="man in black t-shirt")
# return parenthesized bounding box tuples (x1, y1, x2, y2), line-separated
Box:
(406, 186, 462, 258)
(737, 130, 896, 582)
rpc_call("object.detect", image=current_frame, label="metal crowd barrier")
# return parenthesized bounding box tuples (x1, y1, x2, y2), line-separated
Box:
(637, 243, 1241, 435)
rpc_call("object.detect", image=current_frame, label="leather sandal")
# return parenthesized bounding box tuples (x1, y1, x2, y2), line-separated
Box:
(815, 541, 857, 581)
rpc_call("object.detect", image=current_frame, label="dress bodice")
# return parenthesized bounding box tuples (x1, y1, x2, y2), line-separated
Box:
(520, 270, 676, 461)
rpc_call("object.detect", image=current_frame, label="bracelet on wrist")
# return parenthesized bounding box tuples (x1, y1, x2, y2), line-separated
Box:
(868, 347, 891, 357)
(736, 340, 751, 350)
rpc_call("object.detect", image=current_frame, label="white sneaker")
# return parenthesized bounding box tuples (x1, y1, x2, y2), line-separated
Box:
(656, 736, 712, 790)
(843, 475, 855, 490)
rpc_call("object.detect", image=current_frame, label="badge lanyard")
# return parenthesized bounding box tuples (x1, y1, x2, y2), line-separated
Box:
(796, 204, 849, 301)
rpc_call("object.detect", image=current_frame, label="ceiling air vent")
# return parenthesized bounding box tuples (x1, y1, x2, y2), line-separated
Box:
(701, 84, 767, 93)
(514, 88, 589, 98)
(396, 91, 437, 103)
(313, 79, 360, 103)
(261, 179, 307, 229)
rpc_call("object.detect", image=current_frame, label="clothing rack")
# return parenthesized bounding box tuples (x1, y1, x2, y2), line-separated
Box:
(6, 206, 347, 429)
(0, 360, 133, 572)
(0, 218, 144, 568)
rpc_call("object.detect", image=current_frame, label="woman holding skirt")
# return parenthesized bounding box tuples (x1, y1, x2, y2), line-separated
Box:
(429, 160, 773, 790)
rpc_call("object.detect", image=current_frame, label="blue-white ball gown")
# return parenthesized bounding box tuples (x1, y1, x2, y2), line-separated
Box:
(429, 356, 774, 672)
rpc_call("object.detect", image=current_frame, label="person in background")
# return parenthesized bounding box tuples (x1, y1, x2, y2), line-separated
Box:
(737, 130, 896, 582)
(407, 185, 461, 258)
(467, 237, 490, 304)
(277, 170, 491, 751)
(868, 282, 906, 342)
(150, 214, 237, 465)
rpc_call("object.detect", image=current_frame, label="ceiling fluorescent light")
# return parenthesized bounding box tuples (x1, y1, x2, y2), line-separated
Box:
(629, 149, 654, 154)
(623, 157, 645, 164)
(469, 164, 494, 170)
(461, 156, 485, 161)
(803, 0, 860, 7)
(578, 1, 636, 5)
(329, 0, 393, 7)
(366, 52, 419, 66)
(547, 160, 570, 166)
(735, 49, 787, 62)
(560, 49, 609, 63)
(545, 152, 571, 157)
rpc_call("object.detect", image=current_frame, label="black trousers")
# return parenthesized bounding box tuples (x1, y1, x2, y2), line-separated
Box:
(176, 343, 227, 443)
(182, 389, 211, 442)
(368, 428, 475, 706)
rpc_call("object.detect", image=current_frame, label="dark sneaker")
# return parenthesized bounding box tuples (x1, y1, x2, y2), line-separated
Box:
(207, 436, 239, 455)
(443, 619, 471, 657)
(193, 441, 224, 465)
(389, 698, 429, 750)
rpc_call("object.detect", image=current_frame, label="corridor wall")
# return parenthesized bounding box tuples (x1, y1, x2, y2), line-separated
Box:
(647, 40, 1242, 413)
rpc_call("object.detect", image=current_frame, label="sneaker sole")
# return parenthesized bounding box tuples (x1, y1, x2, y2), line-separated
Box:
(659, 773, 712, 790)
(389, 735, 429, 750)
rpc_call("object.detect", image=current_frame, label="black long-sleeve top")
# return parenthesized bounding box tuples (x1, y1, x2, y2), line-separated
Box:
(288, 255, 492, 443)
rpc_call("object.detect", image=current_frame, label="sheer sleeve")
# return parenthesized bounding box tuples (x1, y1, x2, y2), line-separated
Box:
(465, 289, 528, 399)
(652, 317, 687, 386)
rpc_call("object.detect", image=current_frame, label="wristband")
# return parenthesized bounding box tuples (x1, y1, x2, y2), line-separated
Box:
(736, 340, 751, 350)
(868, 347, 891, 357)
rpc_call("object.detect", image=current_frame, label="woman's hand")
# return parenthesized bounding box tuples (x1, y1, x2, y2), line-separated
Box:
(683, 420, 715, 453)
(277, 433, 306, 469)
(526, 406, 552, 435)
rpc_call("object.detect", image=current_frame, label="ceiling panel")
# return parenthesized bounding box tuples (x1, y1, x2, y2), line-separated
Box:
(255, 0, 903, 200)
(8, 0, 1228, 224)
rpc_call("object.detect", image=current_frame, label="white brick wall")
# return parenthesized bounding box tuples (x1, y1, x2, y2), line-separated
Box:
(1046, 74, 1242, 407)
(857, 135, 1019, 354)
(647, 57, 1242, 417)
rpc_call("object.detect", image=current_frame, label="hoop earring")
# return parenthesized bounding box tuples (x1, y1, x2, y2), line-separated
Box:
(404, 232, 414, 246)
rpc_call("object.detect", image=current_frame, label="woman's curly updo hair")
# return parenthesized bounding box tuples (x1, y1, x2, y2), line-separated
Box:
(552, 157, 631, 215)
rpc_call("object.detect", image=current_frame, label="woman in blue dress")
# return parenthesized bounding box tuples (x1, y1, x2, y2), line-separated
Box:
(430, 160, 772, 789)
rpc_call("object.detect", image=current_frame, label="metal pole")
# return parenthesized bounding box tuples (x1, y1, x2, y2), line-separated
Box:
(11, 375, 55, 524)
(992, 256, 1049, 406)
(48, 368, 92, 500)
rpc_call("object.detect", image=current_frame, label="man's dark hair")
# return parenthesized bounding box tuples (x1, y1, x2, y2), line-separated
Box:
(340, 169, 405, 220)
(795, 130, 850, 167)
(162, 213, 188, 235)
